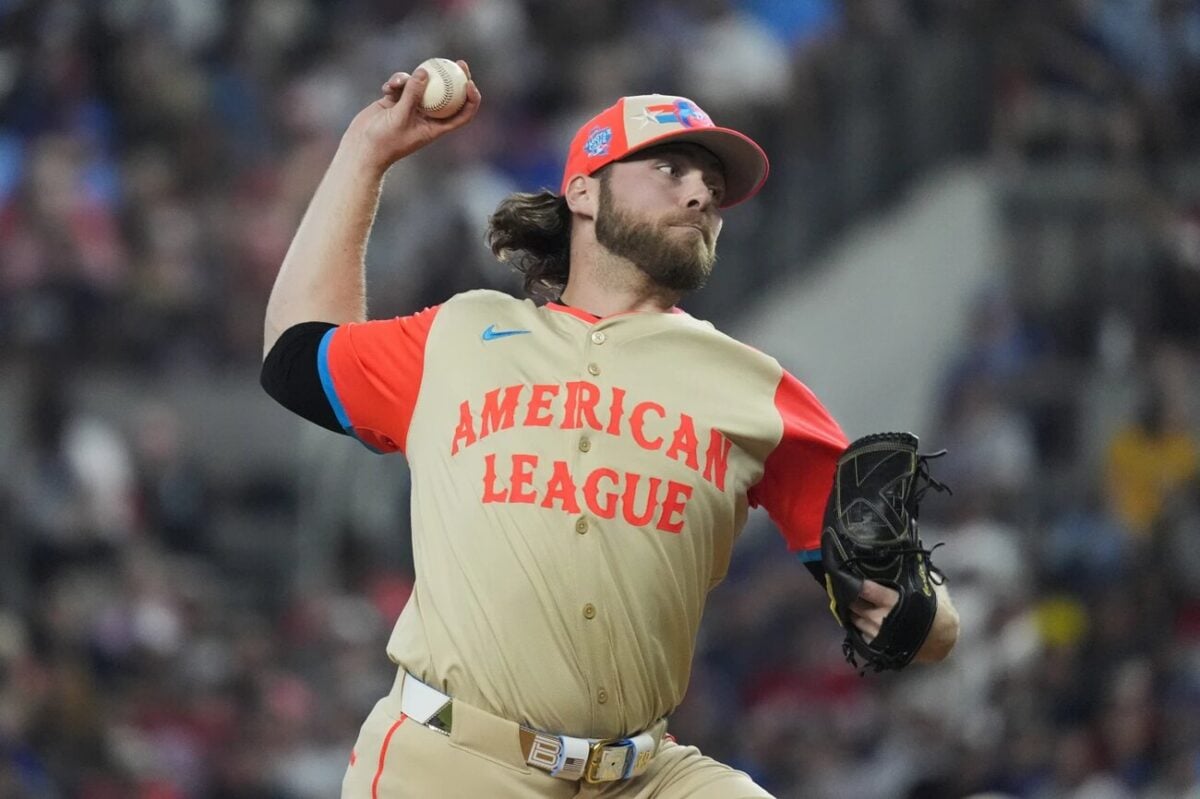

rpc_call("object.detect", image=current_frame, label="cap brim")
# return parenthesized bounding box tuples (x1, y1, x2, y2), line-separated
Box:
(620, 126, 769, 208)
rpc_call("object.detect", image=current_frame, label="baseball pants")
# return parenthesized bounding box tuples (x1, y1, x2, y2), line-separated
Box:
(341, 671, 774, 799)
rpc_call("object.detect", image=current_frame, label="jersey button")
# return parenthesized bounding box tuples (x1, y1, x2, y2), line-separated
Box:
(575, 517, 589, 534)
(583, 603, 596, 620)
(587, 362, 601, 376)
(590, 330, 607, 345)
(597, 688, 608, 704)
(578, 437, 591, 453)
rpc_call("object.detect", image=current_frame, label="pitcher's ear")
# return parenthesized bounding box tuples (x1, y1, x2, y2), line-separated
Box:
(564, 174, 597, 219)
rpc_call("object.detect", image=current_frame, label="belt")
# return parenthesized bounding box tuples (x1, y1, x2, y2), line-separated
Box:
(397, 671, 666, 783)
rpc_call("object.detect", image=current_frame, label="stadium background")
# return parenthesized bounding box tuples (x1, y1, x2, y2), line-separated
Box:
(2, 1, 1200, 796)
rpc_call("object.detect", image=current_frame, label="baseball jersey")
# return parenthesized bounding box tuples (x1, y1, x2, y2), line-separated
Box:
(317, 289, 846, 739)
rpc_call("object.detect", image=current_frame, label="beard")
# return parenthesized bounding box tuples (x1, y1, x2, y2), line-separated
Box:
(594, 179, 717, 292)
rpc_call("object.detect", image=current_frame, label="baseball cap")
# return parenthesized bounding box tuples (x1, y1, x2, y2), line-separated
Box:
(560, 94, 769, 208)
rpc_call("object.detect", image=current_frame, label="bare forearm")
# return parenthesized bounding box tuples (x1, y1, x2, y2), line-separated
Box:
(262, 136, 387, 358)
(262, 62, 480, 358)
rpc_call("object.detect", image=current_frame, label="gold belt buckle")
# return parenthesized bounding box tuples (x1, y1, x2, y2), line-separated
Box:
(584, 739, 631, 783)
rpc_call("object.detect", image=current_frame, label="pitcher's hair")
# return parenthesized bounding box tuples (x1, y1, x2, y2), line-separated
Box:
(486, 190, 572, 302)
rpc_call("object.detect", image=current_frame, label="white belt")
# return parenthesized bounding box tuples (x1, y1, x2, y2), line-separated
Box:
(398, 672, 665, 783)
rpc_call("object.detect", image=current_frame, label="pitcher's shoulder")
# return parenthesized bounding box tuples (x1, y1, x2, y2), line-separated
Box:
(444, 289, 530, 310)
(438, 289, 539, 322)
(678, 313, 782, 369)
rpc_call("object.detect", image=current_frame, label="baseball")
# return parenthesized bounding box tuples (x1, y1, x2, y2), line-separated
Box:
(416, 58, 468, 119)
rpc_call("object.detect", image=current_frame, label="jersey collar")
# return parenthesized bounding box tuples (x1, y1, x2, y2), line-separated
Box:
(545, 302, 685, 323)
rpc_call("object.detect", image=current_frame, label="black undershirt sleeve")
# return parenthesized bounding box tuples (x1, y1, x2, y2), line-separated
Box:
(260, 322, 343, 434)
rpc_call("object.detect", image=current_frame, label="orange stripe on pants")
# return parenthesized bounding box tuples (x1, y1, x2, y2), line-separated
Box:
(371, 713, 407, 799)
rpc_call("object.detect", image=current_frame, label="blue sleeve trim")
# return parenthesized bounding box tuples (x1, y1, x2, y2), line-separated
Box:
(317, 328, 383, 454)
(797, 548, 822, 563)
(317, 328, 353, 430)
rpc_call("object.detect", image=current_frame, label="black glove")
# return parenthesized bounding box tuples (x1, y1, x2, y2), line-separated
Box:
(820, 432, 950, 672)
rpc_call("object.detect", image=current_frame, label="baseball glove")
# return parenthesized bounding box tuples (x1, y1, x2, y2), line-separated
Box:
(820, 432, 950, 672)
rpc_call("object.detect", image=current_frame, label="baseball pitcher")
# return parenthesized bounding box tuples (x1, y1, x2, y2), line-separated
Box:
(261, 61, 960, 798)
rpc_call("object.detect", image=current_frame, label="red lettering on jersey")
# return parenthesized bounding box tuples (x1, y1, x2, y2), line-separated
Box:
(702, 428, 732, 491)
(524, 384, 559, 427)
(622, 473, 662, 526)
(606, 387, 626, 436)
(451, 400, 476, 455)
(480, 456, 694, 534)
(665, 413, 700, 470)
(541, 460, 581, 513)
(480, 385, 523, 438)
(510, 453, 539, 503)
(656, 480, 693, 533)
(481, 453, 508, 502)
(456, 386, 731, 503)
(562, 381, 603, 431)
(630, 402, 666, 451)
(583, 467, 620, 519)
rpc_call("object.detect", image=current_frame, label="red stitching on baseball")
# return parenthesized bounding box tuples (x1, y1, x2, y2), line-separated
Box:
(427, 61, 453, 110)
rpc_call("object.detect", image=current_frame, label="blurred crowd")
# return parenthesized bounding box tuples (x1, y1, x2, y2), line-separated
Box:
(3, 0, 1200, 797)
(0, 0, 1002, 369)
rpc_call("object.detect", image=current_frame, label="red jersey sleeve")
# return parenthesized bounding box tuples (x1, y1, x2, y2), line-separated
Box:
(748, 370, 848, 559)
(316, 306, 440, 454)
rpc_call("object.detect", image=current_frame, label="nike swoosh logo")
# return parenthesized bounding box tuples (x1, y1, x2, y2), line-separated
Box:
(481, 324, 531, 341)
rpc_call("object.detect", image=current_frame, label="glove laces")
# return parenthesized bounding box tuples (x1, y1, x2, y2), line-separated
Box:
(910, 449, 952, 511)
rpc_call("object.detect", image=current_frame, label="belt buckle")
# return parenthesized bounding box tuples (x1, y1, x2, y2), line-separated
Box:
(584, 739, 630, 783)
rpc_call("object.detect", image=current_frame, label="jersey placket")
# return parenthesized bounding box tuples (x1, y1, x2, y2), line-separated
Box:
(572, 319, 620, 731)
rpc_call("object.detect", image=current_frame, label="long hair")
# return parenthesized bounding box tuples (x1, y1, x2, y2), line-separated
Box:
(486, 190, 572, 301)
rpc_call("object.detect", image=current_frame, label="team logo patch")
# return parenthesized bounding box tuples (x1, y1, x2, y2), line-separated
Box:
(636, 99, 712, 129)
(584, 126, 612, 157)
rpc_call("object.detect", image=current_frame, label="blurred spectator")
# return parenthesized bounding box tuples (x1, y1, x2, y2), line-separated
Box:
(940, 378, 1038, 516)
(0, 134, 126, 361)
(994, 0, 1145, 164)
(1104, 382, 1198, 538)
(1041, 484, 1130, 594)
(8, 370, 135, 599)
(131, 401, 211, 554)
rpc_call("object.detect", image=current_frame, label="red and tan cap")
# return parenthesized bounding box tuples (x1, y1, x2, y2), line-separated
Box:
(560, 94, 769, 208)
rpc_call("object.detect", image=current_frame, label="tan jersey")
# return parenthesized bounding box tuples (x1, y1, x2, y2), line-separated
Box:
(318, 290, 846, 739)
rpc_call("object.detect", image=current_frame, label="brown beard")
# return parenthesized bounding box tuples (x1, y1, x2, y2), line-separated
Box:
(594, 178, 716, 292)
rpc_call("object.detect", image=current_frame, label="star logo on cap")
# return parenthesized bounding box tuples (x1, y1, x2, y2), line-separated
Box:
(631, 108, 657, 128)
(632, 99, 712, 131)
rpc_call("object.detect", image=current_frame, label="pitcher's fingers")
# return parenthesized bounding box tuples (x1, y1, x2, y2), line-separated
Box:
(441, 80, 481, 130)
(460, 80, 483, 114)
(853, 607, 886, 627)
(381, 71, 409, 93)
(855, 608, 884, 626)
(395, 68, 428, 117)
(457, 60, 472, 81)
(851, 615, 879, 641)
(377, 72, 409, 108)
(858, 579, 899, 607)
